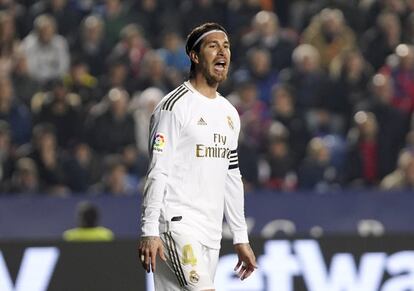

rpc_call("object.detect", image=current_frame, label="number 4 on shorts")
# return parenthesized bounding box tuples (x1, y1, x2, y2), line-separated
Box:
(182, 244, 197, 267)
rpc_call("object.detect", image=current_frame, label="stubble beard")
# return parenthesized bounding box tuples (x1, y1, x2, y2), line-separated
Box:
(202, 65, 228, 87)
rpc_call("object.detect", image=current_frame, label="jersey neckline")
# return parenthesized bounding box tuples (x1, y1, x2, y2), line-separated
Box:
(184, 81, 221, 101)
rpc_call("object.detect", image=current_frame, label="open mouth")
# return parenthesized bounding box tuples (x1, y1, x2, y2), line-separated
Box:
(214, 60, 227, 72)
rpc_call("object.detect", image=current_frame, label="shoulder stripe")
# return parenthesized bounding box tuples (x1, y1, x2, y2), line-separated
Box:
(168, 89, 188, 110)
(182, 82, 194, 93)
(230, 150, 237, 154)
(229, 164, 239, 170)
(162, 85, 185, 110)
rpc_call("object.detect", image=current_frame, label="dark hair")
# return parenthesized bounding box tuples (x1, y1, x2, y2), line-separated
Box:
(32, 123, 56, 140)
(77, 201, 99, 228)
(185, 22, 228, 78)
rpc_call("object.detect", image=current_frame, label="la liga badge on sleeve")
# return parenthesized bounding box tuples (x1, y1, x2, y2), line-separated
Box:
(153, 133, 166, 153)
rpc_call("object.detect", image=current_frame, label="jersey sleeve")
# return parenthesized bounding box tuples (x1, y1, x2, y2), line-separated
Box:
(141, 107, 183, 237)
(223, 112, 249, 245)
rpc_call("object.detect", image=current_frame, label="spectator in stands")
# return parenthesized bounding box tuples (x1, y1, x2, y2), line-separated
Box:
(85, 87, 135, 155)
(157, 30, 190, 78)
(228, 80, 264, 189)
(107, 23, 149, 80)
(18, 123, 68, 195)
(279, 44, 331, 115)
(136, 50, 175, 92)
(88, 154, 134, 195)
(0, 12, 20, 78)
(298, 0, 365, 34)
(230, 79, 271, 152)
(63, 142, 101, 193)
(63, 201, 114, 241)
(71, 15, 110, 78)
(28, 0, 81, 42)
(380, 149, 414, 190)
(307, 106, 346, 137)
(240, 10, 295, 72)
(380, 44, 414, 114)
(180, 0, 226, 37)
(130, 0, 167, 47)
(129, 87, 163, 155)
(361, 11, 402, 70)
(5, 157, 40, 194)
(270, 83, 310, 166)
(0, 121, 14, 187)
(233, 47, 278, 104)
(365, 73, 407, 178)
(11, 54, 39, 107)
(225, 0, 261, 39)
(33, 79, 82, 148)
(262, 122, 296, 191)
(344, 111, 381, 187)
(302, 8, 356, 69)
(329, 49, 374, 129)
(94, 0, 131, 49)
(99, 61, 135, 95)
(237, 136, 260, 193)
(63, 59, 100, 108)
(363, 0, 407, 30)
(70, 0, 95, 16)
(297, 137, 337, 191)
(0, 76, 31, 145)
(121, 144, 148, 191)
(0, 0, 27, 38)
(21, 14, 70, 84)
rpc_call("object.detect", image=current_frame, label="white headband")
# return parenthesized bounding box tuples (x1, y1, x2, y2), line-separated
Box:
(190, 29, 227, 52)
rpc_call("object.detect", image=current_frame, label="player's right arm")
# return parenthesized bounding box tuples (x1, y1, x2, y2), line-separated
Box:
(139, 104, 183, 272)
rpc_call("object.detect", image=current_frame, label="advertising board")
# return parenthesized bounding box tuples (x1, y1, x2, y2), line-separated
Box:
(1, 236, 413, 291)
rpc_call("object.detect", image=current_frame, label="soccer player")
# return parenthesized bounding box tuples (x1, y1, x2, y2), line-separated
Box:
(138, 22, 257, 290)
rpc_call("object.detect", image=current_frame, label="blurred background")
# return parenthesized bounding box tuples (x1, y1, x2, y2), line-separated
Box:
(0, 0, 414, 290)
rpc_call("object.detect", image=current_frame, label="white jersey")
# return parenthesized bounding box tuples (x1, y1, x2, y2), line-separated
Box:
(141, 81, 249, 249)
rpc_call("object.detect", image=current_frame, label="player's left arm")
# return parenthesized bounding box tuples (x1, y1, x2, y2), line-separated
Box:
(223, 112, 257, 280)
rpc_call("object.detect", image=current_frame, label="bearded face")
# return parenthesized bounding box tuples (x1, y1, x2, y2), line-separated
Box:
(194, 32, 231, 86)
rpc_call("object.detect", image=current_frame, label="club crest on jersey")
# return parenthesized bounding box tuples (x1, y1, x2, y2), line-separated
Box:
(189, 270, 200, 284)
(227, 116, 234, 130)
(152, 133, 166, 153)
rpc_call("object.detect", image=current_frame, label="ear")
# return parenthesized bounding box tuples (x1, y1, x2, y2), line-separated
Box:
(189, 50, 199, 64)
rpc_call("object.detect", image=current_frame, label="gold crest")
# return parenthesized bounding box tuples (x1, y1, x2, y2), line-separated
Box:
(227, 116, 234, 130)
(189, 270, 200, 284)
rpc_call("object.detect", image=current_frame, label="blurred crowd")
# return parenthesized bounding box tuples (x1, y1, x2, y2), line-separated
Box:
(1, 0, 414, 196)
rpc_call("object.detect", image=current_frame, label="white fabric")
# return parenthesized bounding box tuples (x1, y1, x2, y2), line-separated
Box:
(21, 33, 70, 82)
(141, 81, 249, 249)
(154, 228, 219, 291)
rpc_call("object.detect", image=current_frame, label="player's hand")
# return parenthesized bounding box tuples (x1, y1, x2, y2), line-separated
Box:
(138, 236, 166, 273)
(233, 243, 257, 280)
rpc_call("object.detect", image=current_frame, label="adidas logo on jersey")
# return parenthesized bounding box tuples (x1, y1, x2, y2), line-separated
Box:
(197, 118, 207, 125)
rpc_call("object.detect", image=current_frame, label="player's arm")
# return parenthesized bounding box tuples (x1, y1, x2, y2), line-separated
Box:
(223, 113, 257, 279)
(139, 107, 182, 272)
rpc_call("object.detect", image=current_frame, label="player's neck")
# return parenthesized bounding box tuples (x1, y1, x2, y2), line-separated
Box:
(189, 76, 218, 99)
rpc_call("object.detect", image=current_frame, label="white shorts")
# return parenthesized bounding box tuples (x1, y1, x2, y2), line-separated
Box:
(154, 229, 220, 291)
